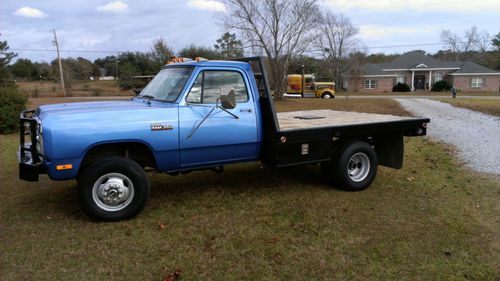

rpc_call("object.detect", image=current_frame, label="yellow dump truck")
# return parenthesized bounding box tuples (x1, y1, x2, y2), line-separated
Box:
(287, 74, 335, 98)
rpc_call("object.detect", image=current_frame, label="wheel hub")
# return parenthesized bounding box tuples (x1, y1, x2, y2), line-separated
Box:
(347, 152, 370, 182)
(92, 173, 134, 211)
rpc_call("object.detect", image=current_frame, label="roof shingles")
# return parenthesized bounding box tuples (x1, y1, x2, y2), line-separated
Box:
(358, 51, 499, 76)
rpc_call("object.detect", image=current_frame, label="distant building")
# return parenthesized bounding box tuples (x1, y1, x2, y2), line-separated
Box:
(346, 51, 500, 92)
(99, 76, 115, 81)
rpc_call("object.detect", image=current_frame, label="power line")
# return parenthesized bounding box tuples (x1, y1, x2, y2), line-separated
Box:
(11, 41, 468, 55)
(9, 48, 138, 54)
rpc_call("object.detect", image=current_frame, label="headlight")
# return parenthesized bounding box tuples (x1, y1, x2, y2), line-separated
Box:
(36, 123, 44, 156)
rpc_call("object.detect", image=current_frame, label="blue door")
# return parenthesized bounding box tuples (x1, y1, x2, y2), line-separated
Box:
(178, 69, 259, 169)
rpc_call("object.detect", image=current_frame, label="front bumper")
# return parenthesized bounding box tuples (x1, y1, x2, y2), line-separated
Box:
(19, 110, 46, 182)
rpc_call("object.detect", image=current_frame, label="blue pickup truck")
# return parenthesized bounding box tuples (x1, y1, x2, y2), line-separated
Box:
(19, 57, 429, 221)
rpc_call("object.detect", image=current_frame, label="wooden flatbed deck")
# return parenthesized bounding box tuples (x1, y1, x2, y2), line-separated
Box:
(277, 110, 415, 131)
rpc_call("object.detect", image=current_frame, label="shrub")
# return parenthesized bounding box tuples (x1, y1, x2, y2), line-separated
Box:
(432, 80, 451, 92)
(392, 82, 410, 92)
(0, 85, 28, 134)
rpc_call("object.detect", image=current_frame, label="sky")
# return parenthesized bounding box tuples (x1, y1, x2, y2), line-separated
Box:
(1, 0, 499, 63)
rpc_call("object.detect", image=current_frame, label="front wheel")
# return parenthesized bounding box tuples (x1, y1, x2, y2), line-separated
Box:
(77, 156, 150, 221)
(321, 92, 335, 99)
(321, 141, 377, 191)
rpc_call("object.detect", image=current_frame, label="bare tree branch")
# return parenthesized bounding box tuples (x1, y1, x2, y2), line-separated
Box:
(221, 0, 320, 99)
(315, 12, 359, 90)
(440, 26, 491, 60)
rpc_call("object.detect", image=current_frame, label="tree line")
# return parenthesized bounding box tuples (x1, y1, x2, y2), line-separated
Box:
(3, 32, 244, 89)
(2, 0, 499, 97)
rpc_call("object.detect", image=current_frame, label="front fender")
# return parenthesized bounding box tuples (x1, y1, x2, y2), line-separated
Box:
(41, 106, 179, 180)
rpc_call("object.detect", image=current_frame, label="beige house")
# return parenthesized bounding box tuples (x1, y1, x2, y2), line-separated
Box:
(346, 51, 500, 92)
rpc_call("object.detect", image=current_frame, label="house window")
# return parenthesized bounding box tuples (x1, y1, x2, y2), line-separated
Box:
(471, 77, 484, 88)
(434, 72, 443, 83)
(396, 74, 405, 84)
(364, 79, 377, 89)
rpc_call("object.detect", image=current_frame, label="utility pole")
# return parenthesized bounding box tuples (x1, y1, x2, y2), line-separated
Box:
(115, 57, 119, 80)
(52, 29, 66, 97)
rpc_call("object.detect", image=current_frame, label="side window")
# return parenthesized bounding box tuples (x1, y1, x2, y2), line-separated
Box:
(186, 73, 202, 103)
(186, 71, 249, 103)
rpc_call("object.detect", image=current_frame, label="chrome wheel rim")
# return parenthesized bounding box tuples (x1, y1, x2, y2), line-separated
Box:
(323, 94, 331, 99)
(92, 173, 134, 212)
(347, 152, 370, 182)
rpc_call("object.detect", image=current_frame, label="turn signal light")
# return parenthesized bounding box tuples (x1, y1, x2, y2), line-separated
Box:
(56, 164, 73, 171)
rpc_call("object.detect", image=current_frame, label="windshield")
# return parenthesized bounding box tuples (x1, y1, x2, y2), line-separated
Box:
(139, 67, 193, 102)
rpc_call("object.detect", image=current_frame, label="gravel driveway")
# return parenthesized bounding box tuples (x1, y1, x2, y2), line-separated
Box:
(396, 98, 500, 175)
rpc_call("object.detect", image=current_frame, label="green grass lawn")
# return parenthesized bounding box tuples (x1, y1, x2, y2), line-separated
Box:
(1, 98, 499, 280)
(440, 98, 500, 117)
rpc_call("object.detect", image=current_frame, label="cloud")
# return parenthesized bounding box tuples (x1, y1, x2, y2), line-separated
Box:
(97, 1, 129, 13)
(325, 0, 500, 12)
(187, 0, 226, 12)
(13, 7, 47, 18)
(359, 25, 422, 39)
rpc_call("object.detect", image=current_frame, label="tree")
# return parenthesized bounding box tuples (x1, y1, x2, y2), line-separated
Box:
(74, 57, 94, 80)
(94, 55, 118, 77)
(316, 12, 359, 90)
(214, 32, 244, 58)
(440, 26, 491, 60)
(178, 44, 222, 59)
(118, 61, 140, 89)
(150, 38, 174, 69)
(11, 58, 35, 80)
(34, 62, 52, 80)
(221, 0, 320, 99)
(0, 35, 17, 81)
(492, 32, 500, 70)
(492, 32, 500, 51)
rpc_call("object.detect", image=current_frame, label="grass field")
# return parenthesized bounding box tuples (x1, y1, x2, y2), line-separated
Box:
(1, 98, 499, 280)
(16, 80, 131, 97)
(440, 98, 500, 117)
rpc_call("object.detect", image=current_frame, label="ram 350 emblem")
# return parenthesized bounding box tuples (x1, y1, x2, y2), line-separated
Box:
(150, 124, 173, 131)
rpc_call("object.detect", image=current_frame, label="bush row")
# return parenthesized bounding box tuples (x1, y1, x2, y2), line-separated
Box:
(0, 85, 28, 134)
(392, 80, 452, 92)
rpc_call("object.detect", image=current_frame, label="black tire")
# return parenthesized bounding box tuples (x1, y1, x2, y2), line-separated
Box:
(321, 92, 334, 99)
(321, 141, 377, 191)
(77, 156, 150, 221)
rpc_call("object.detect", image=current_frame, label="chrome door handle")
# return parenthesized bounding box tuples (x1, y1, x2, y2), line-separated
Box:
(240, 108, 252, 113)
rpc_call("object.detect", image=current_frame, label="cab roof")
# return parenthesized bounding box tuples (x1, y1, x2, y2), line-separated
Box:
(162, 60, 251, 70)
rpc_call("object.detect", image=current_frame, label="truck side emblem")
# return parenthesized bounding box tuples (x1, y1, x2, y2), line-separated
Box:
(150, 124, 173, 131)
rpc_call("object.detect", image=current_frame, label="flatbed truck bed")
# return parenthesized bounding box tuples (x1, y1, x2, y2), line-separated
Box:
(277, 109, 419, 131)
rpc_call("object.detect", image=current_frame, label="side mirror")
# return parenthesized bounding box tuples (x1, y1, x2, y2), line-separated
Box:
(133, 88, 142, 95)
(220, 89, 236, 109)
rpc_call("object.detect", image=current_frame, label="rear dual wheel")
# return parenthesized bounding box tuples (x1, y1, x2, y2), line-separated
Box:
(321, 141, 377, 191)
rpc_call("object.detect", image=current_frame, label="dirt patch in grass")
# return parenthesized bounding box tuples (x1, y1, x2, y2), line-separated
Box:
(1, 99, 499, 280)
(440, 98, 500, 117)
